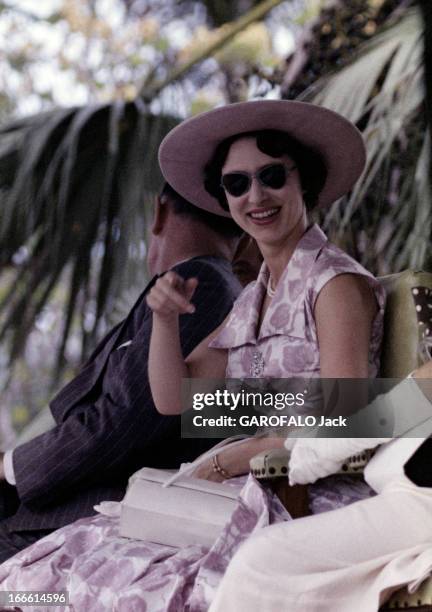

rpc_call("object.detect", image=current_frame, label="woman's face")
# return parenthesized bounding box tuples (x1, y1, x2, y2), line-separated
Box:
(221, 137, 306, 249)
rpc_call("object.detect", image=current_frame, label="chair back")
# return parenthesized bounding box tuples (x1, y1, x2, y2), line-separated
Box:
(379, 270, 432, 377)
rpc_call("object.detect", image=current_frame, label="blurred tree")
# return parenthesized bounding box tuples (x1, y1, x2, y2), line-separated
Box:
(276, 0, 428, 277)
(0, 0, 289, 118)
(0, 0, 182, 116)
(281, 0, 414, 99)
(123, 0, 264, 27)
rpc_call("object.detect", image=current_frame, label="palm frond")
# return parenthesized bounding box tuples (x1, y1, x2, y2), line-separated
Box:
(304, 8, 429, 274)
(0, 102, 179, 377)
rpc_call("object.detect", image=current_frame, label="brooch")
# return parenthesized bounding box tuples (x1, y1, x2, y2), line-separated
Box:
(250, 350, 264, 377)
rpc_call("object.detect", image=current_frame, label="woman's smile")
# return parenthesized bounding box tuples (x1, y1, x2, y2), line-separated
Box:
(247, 206, 281, 224)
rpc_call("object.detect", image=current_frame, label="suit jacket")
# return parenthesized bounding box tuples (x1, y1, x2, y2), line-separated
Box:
(6, 256, 242, 531)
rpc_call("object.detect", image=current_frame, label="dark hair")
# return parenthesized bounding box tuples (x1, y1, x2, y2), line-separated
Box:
(204, 129, 327, 212)
(160, 183, 243, 238)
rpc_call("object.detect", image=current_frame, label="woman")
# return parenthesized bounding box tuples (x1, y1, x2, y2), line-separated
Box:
(147, 100, 386, 480)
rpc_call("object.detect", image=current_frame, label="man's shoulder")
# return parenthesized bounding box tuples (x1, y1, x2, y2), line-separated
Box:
(123, 257, 238, 325)
(174, 256, 242, 310)
(173, 255, 228, 274)
(173, 256, 240, 288)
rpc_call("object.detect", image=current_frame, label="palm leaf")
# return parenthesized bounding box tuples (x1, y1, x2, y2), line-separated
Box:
(0, 102, 179, 376)
(303, 8, 429, 274)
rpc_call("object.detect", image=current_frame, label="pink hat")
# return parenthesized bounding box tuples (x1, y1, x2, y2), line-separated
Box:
(158, 100, 366, 217)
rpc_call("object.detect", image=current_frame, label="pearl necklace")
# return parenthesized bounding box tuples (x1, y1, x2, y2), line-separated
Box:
(267, 275, 276, 298)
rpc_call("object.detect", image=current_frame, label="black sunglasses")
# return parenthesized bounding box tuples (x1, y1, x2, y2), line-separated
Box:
(220, 163, 297, 198)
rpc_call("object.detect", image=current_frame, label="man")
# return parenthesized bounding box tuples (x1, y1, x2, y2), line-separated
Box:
(0, 183, 244, 562)
(209, 362, 432, 612)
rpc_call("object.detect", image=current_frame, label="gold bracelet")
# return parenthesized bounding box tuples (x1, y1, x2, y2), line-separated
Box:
(212, 454, 232, 479)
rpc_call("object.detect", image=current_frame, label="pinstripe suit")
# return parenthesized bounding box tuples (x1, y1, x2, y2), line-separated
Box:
(0, 256, 241, 556)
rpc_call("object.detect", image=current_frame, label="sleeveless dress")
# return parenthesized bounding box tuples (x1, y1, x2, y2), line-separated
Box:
(210, 224, 385, 378)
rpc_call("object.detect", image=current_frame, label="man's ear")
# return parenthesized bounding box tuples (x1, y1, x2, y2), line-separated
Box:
(152, 196, 168, 235)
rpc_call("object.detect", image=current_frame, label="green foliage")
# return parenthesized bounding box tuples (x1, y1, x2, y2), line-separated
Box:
(0, 102, 178, 377)
(305, 8, 430, 274)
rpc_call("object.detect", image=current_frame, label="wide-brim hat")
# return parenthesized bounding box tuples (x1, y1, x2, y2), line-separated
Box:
(158, 100, 366, 217)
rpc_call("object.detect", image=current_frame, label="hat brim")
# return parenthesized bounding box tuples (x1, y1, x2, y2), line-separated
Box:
(158, 100, 366, 217)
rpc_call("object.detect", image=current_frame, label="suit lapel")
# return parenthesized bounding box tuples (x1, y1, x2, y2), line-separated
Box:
(50, 276, 159, 421)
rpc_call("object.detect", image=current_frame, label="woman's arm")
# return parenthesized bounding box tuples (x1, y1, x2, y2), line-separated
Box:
(192, 436, 286, 482)
(314, 273, 377, 418)
(314, 273, 377, 378)
(147, 271, 228, 415)
(285, 275, 380, 485)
